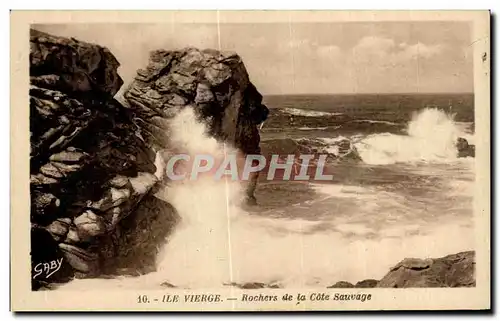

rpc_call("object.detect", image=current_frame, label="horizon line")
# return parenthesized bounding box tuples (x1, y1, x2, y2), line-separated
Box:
(262, 92, 475, 96)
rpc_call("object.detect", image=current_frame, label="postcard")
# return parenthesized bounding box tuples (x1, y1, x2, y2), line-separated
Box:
(10, 9, 491, 311)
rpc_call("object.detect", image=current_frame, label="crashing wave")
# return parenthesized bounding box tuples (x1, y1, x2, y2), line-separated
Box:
(298, 126, 329, 131)
(350, 119, 399, 126)
(282, 108, 343, 117)
(351, 108, 474, 165)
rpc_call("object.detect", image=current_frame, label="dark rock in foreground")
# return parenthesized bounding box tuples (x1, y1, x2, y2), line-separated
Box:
(98, 194, 179, 276)
(29, 29, 182, 289)
(377, 251, 475, 288)
(30, 29, 165, 289)
(329, 251, 475, 288)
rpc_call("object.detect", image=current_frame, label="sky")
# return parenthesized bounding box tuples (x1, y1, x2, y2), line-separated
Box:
(33, 21, 474, 95)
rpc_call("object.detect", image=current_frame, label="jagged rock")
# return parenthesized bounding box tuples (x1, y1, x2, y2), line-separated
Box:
(29, 29, 159, 283)
(391, 258, 433, 270)
(59, 243, 99, 274)
(51, 161, 82, 176)
(74, 210, 107, 240)
(355, 279, 379, 288)
(124, 47, 268, 202)
(260, 137, 361, 163)
(376, 251, 475, 288)
(160, 281, 177, 288)
(108, 175, 131, 189)
(30, 74, 61, 88)
(325, 138, 363, 162)
(45, 218, 71, 241)
(30, 29, 123, 96)
(30, 174, 59, 186)
(31, 191, 60, 219)
(87, 187, 131, 213)
(327, 252, 475, 289)
(65, 226, 81, 244)
(49, 150, 88, 163)
(29, 87, 96, 160)
(30, 36, 156, 239)
(129, 172, 158, 195)
(98, 195, 179, 276)
(195, 83, 215, 104)
(82, 172, 159, 234)
(254, 137, 361, 182)
(124, 47, 268, 150)
(327, 281, 355, 288)
(203, 63, 232, 86)
(456, 137, 475, 158)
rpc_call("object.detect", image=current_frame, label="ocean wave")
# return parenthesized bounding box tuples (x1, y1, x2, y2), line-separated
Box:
(319, 136, 351, 144)
(282, 107, 343, 117)
(350, 119, 399, 126)
(314, 108, 475, 165)
(297, 126, 329, 131)
(354, 108, 474, 165)
(264, 108, 474, 165)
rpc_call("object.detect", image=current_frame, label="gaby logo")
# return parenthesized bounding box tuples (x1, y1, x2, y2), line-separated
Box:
(159, 153, 334, 181)
(33, 258, 64, 279)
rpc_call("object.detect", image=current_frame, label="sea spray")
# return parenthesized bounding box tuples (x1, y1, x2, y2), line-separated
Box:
(354, 108, 472, 165)
(55, 107, 249, 290)
(140, 107, 247, 288)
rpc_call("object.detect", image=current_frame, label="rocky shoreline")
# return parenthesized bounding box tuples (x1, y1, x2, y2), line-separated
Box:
(29, 29, 475, 290)
(29, 28, 268, 289)
(329, 251, 475, 288)
(202, 251, 475, 289)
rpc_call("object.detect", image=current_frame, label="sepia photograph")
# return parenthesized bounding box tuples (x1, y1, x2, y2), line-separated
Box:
(10, 10, 491, 311)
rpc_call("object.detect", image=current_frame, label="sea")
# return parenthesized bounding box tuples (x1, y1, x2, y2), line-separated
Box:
(56, 93, 476, 290)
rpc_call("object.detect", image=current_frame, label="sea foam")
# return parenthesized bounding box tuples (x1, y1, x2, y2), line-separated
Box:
(352, 108, 474, 165)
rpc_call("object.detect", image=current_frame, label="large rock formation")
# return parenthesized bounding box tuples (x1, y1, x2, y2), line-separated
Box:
(29, 29, 179, 290)
(122, 47, 269, 202)
(376, 251, 475, 288)
(29, 30, 268, 289)
(328, 251, 475, 288)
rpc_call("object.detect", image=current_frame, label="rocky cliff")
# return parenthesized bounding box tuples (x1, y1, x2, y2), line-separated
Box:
(122, 46, 269, 202)
(29, 28, 175, 289)
(29, 29, 268, 290)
